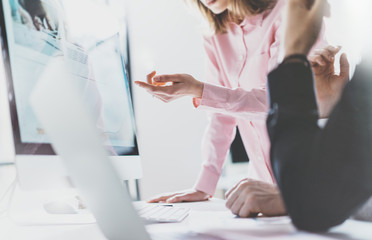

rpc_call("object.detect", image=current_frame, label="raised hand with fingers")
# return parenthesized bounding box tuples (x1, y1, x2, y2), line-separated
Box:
(309, 46, 350, 118)
(147, 189, 210, 203)
(135, 72, 204, 103)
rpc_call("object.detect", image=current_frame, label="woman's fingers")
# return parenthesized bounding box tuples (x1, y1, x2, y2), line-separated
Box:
(153, 74, 184, 84)
(166, 194, 189, 203)
(134, 81, 156, 92)
(147, 193, 178, 203)
(147, 71, 156, 84)
(136, 73, 202, 99)
(136, 80, 185, 103)
(149, 190, 209, 203)
(135, 81, 172, 94)
(167, 192, 209, 203)
(146, 71, 168, 86)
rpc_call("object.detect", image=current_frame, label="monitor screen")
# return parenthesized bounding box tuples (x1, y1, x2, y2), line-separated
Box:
(0, 0, 139, 156)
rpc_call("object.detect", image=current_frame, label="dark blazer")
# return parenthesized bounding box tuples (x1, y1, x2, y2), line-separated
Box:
(266, 57, 372, 232)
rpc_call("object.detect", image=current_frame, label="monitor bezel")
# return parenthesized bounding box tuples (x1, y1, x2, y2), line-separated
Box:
(0, 0, 139, 156)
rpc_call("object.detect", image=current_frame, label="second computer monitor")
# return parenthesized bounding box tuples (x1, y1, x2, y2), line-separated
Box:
(0, 0, 142, 190)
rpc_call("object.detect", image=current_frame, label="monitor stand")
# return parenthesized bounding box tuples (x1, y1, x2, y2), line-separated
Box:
(9, 184, 96, 225)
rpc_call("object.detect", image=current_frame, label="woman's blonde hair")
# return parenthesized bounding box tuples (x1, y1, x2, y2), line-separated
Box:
(189, 0, 275, 34)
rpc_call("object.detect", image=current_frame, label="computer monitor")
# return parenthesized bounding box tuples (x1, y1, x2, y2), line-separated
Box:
(0, 0, 142, 191)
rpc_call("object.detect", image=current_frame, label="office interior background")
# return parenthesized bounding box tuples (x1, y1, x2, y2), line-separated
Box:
(0, 0, 370, 200)
(128, 0, 369, 200)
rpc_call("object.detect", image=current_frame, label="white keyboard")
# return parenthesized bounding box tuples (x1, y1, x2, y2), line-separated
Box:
(135, 203, 190, 223)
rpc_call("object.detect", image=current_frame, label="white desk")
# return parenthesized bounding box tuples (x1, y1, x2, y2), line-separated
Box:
(1, 165, 372, 240)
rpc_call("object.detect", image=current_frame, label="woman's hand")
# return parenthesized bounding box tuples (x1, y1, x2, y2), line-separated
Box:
(309, 46, 350, 118)
(147, 189, 210, 203)
(225, 179, 286, 217)
(284, 0, 330, 57)
(135, 71, 204, 103)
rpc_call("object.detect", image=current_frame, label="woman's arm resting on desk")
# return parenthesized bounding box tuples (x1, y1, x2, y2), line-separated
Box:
(148, 113, 238, 203)
(147, 189, 209, 203)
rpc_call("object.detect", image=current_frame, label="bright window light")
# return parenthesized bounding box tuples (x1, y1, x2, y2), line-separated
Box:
(326, 0, 372, 66)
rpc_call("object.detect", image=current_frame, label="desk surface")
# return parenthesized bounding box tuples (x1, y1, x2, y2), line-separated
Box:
(1, 199, 372, 240)
(1, 166, 372, 240)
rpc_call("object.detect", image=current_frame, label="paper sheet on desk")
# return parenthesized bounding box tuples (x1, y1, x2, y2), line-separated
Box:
(188, 211, 297, 240)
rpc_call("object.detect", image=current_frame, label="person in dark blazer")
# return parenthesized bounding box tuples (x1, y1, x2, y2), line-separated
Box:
(267, 0, 372, 232)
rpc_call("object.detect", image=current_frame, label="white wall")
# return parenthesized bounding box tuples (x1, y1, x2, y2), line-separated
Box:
(325, 0, 372, 75)
(126, 0, 208, 199)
